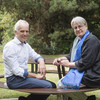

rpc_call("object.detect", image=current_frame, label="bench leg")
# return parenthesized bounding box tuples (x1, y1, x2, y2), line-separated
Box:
(63, 92, 87, 100)
(57, 94, 63, 100)
(63, 95, 68, 100)
(57, 94, 69, 100)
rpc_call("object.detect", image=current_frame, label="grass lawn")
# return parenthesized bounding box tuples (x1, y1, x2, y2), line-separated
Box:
(0, 52, 100, 100)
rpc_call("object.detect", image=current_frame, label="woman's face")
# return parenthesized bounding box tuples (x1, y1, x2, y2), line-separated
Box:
(72, 22, 87, 38)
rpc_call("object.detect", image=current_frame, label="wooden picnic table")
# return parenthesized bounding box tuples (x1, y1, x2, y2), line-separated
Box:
(0, 81, 99, 100)
(0, 59, 99, 100)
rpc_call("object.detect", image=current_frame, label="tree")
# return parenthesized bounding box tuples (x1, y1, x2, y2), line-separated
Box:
(0, 0, 100, 54)
(0, 10, 15, 52)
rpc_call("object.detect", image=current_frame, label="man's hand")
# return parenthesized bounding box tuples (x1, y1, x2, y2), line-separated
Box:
(53, 57, 76, 68)
(36, 74, 46, 80)
(53, 57, 68, 66)
(60, 59, 70, 67)
(53, 58, 60, 66)
(38, 58, 46, 76)
(27, 72, 46, 80)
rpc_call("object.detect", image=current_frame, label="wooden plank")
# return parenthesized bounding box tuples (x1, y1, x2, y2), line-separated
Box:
(0, 81, 99, 95)
(0, 75, 4, 78)
(0, 81, 8, 88)
(0, 58, 55, 64)
(15, 88, 99, 95)
(28, 58, 55, 64)
(0, 98, 18, 100)
(37, 70, 68, 74)
(0, 61, 3, 63)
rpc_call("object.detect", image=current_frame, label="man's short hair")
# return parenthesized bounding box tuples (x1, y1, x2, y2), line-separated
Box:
(14, 20, 29, 31)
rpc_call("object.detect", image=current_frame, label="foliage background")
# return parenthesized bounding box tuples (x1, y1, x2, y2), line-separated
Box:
(0, 1, 100, 99)
(0, 0, 100, 54)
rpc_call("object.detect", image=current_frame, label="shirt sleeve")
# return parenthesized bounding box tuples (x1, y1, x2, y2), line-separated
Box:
(75, 35, 100, 72)
(3, 44, 25, 78)
(23, 69, 29, 78)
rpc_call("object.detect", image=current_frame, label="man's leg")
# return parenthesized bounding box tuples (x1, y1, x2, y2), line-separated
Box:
(7, 76, 56, 100)
(7, 76, 56, 89)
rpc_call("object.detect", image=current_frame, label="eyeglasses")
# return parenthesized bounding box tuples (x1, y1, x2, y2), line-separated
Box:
(73, 25, 84, 30)
(19, 30, 29, 33)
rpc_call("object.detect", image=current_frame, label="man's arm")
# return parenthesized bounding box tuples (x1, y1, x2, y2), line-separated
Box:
(27, 58, 46, 79)
(37, 58, 46, 76)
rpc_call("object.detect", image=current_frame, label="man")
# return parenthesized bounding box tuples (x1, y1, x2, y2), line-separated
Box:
(3, 20, 56, 100)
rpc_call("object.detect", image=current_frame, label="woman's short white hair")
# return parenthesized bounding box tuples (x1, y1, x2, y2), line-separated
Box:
(71, 16, 87, 28)
(14, 19, 29, 31)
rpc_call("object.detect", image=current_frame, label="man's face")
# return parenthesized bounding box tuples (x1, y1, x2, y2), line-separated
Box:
(72, 22, 87, 38)
(15, 24, 29, 43)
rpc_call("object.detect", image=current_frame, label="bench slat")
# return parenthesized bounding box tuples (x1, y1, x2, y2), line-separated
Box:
(0, 75, 4, 78)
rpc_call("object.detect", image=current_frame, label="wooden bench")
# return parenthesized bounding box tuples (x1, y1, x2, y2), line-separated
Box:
(0, 81, 99, 100)
(28, 58, 66, 79)
(0, 58, 66, 79)
(0, 74, 4, 78)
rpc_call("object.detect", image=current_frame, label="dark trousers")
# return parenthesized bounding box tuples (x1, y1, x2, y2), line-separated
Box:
(7, 75, 56, 100)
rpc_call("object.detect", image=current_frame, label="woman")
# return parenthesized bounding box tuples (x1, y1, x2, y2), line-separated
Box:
(53, 16, 100, 100)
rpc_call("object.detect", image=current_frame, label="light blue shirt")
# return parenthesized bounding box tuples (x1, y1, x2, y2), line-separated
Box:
(3, 37, 43, 78)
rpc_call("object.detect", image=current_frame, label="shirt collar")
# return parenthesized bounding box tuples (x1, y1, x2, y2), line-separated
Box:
(13, 37, 26, 45)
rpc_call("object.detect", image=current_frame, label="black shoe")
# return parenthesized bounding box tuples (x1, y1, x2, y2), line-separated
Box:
(68, 97, 72, 100)
(86, 95, 96, 100)
(18, 96, 27, 100)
